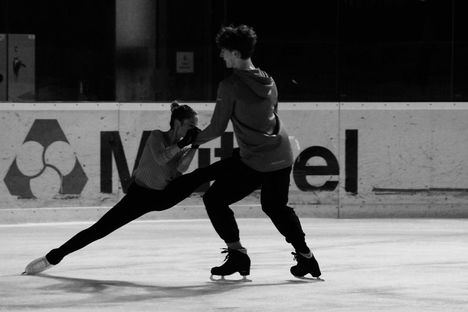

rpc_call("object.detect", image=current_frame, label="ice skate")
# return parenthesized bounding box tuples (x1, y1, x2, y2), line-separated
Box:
(22, 256, 54, 275)
(290, 252, 324, 281)
(210, 248, 251, 282)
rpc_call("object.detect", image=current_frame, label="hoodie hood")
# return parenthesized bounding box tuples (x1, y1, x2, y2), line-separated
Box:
(233, 68, 275, 98)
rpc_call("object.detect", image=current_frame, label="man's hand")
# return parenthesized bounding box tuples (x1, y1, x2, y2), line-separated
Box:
(190, 127, 202, 149)
(177, 127, 201, 148)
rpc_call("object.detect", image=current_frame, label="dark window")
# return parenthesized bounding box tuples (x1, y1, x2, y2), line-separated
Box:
(338, 0, 453, 101)
(1, 0, 115, 101)
(1, 0, 466, 102)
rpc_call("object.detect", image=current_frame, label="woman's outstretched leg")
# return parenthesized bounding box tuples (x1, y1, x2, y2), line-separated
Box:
(23, 184, 153, 274)
(46, 193, 146, 265)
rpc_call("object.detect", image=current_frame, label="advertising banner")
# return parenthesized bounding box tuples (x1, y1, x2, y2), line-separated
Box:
(1, 102, 467, 221)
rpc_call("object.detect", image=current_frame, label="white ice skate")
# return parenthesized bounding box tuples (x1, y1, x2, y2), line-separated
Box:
(22, 256, 53, 275)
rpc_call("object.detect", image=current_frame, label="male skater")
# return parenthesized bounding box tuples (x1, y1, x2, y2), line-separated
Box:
(194, 25, 321, 279)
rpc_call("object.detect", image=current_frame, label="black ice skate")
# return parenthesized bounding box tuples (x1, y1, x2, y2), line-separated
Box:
(210, 248, 251, 282)
(290, 252, 324, 281)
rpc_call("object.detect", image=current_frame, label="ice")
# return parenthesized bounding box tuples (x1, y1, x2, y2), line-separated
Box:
(1, 218, 467, 311)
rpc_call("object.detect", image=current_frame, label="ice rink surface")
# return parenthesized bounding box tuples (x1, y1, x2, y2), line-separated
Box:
(1, 218, 467, 312)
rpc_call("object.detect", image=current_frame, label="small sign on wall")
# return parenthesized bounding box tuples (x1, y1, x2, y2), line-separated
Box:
(8, 34, 35, 101)
(176, 51, 194, 73)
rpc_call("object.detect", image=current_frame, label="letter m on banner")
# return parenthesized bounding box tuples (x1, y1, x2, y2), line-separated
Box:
(100, 131, 151, 194)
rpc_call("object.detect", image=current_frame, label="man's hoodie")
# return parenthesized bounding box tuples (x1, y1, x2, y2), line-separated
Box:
(195, 68, 293, 172)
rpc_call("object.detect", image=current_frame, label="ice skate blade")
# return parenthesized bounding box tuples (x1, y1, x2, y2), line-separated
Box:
(210, 274, 252, 283)
(294, 275, 325, 282)
(21, 271, 36, 276)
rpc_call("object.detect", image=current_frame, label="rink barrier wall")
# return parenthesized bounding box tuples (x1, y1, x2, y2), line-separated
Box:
(0, 102, 467, 223)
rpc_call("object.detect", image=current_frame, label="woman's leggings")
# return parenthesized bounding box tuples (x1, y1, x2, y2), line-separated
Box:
(46, 157, 235, 265)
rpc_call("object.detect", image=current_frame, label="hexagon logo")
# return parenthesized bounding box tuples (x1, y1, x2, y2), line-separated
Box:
(4, 119, 88, 199)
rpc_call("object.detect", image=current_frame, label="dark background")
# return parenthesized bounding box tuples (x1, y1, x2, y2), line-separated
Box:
(1, 0, 467, 102)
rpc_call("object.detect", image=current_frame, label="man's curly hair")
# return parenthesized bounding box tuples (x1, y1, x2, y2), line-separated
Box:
(216, 24, 257, 59)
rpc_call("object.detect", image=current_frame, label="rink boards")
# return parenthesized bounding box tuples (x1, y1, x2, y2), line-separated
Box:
(0, 102, 467, 221)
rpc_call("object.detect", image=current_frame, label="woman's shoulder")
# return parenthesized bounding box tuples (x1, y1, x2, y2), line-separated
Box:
(150, 129, 163, 136)
(148, 129, 166, 143)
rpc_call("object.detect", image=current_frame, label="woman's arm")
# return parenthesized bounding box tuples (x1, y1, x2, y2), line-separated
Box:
(176, 147, 197, 173)
(148, 131, 181, 165)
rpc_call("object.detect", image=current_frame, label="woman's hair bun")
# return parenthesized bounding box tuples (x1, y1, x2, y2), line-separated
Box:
(171, 101, 180, 112)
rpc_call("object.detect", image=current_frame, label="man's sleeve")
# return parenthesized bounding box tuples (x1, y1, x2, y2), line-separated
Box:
(194, 81, 234, 145)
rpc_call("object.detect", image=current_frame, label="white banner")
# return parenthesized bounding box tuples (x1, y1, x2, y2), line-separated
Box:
(0, 102, 467, 219)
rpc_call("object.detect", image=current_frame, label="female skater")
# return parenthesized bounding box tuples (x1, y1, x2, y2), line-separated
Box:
(23, 102, 228, 275)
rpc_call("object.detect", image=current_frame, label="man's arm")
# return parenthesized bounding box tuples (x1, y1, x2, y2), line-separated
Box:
(194, 81, 234, 145)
